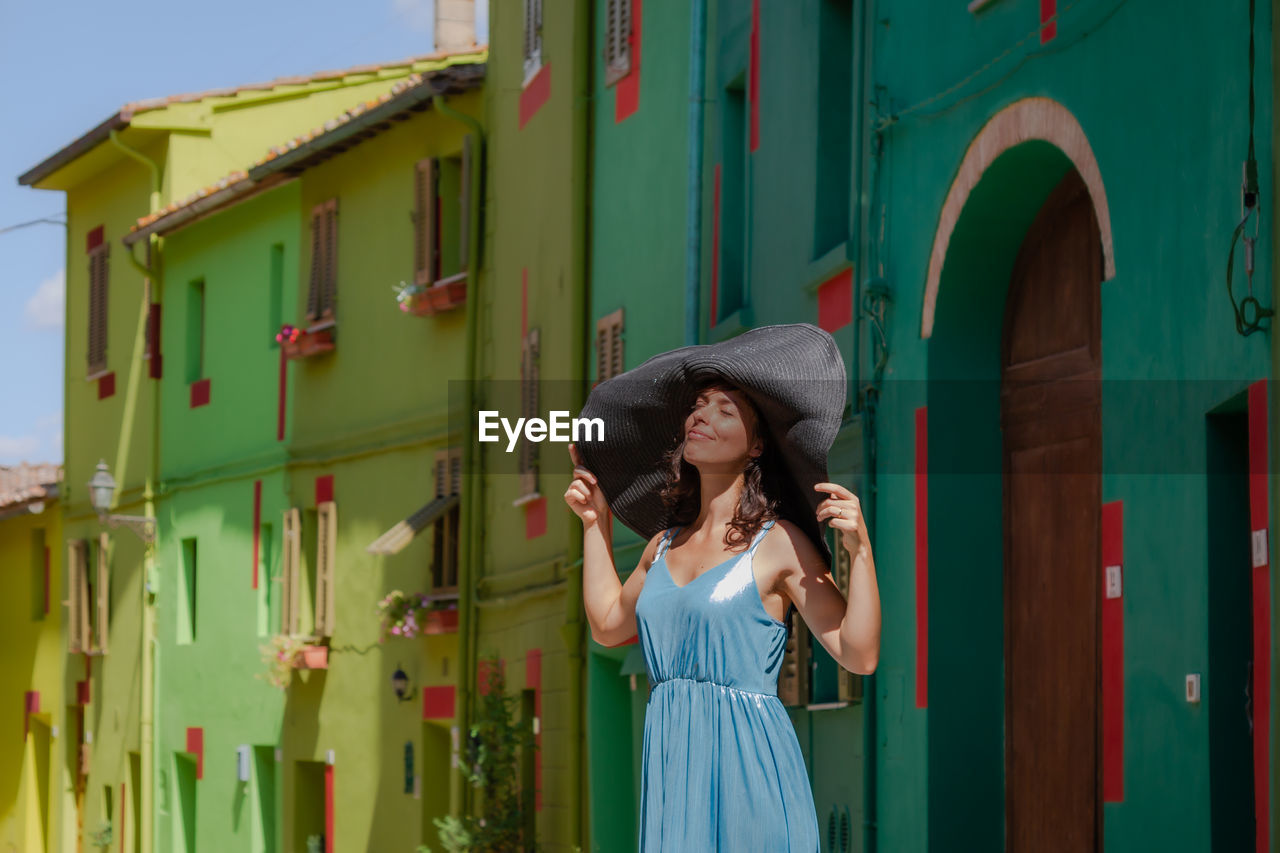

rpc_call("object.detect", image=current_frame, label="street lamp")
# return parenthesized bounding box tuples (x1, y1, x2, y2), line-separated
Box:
(392, 665, 415, 703)
(88, 460, 156, 543)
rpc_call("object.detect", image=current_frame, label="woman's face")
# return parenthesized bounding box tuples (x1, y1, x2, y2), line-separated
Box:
(681, 385, 763, 470)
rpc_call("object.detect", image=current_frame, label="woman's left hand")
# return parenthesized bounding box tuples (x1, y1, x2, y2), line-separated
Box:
(815, 482, 870, 557)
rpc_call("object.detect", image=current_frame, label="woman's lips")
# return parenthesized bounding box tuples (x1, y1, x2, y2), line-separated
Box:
(687, 429, 712, 440)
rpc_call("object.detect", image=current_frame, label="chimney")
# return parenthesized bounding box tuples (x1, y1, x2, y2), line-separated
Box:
(436, 0, 477, 51)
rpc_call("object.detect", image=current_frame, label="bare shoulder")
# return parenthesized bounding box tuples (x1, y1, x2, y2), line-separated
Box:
(760, 518, 830, 584)
(633, 528, 671, 576)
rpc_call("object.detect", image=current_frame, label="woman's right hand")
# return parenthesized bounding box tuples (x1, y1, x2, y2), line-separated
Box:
(565, 443, 610, 525)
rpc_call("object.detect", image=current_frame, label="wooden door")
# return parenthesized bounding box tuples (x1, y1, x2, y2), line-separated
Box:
(1001, 167, 1104, 852)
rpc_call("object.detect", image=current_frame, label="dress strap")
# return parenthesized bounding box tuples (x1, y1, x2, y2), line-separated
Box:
(748, 518, 777, 555)
(657, 527, 681, 561)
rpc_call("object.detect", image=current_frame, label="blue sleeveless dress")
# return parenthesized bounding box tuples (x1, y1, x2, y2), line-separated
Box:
(635, 518, 821, 851)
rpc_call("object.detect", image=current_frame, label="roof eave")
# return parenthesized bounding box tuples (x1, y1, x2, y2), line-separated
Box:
(18, 112, 131, 188)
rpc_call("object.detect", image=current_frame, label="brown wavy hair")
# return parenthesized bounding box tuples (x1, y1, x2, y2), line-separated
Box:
(657, 378, 783, 551)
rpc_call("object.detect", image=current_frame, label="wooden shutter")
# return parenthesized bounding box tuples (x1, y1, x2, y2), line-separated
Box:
(523, 0, 543, 79)
(322, 199, 338, 319)
(314, 501, 337, 637)
(94, 533, 110, 654)
(306, 207, 323, 323)
(67, 540, 89, 653)
(778, 619, 810, 706)
(88, 246, 109, 375)
(595, 309, 624, 382)
(281, 508, 301, 635)
(459, 136, 473, 270)
(432, 447, 463, 590)
(605, 0, 632, 86)
(414, 159, 439, 286)
(519, 327, 541, 496)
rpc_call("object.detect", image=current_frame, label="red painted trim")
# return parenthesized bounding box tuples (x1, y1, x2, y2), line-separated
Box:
(518, 62, 552, 130)
(521, 268, 528, 340)
(914, 406, 928, 708)
(76, 680, 90, 706)
(524, 495, 547, 540)
(252, 480, 262, 590)
(614, 0, 642, 122)
(422, 685, 456, 720)
(147, 303, 162, 379)
(189, 378, 211, 409)
(98, 372, 115, 400)
(43, 545, 50, 616)
(185, 727, 204, 780)
(527, 649, 542, 811)
(276, 350, 287, 441)
(1249, 379, 1271, 853)
(817, 269, 853, 333)
(749, 0, 760, 152)
(86, 226, 104, 253)
(23, 691, 38, 740)
(315, 475, 334, 505)
(711, 165, 721, 324)
(1101, 501, 1124, 802)
(324, 764, 335, 853)
(1039, 0, 1057, 43)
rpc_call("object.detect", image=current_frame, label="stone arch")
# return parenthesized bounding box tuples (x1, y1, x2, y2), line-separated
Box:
(921, 96, 1115, 339)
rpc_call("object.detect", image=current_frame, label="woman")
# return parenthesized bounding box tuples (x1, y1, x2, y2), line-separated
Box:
(564, 325, 881, 851)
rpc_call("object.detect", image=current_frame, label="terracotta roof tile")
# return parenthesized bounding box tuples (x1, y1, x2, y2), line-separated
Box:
(0, 463, 62, 509)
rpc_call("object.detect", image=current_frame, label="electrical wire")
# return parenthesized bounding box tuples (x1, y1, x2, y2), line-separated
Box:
(0, 216, 66, 236)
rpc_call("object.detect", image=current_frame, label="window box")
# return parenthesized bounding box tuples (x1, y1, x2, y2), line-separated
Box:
(294, 644, 329, 670)
(423, 606, 459, 635)
(396, 273, 467, 317)
(276, 323, 335, 360)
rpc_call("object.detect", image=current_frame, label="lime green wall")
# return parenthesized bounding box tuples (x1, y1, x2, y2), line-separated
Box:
(0, 503, 67, 852)
(481, 0, 589, 849)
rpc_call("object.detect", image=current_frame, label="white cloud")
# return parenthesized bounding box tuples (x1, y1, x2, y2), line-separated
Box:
(24, 268, 64, 330)
(392, 0, 434, 34)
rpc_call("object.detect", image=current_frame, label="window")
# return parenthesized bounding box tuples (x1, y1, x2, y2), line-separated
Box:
(280, 508, 302, 636)
(518, 327, 541, 498)
(594, 309, 624, 384)
(268, 243, 284, 345)
(718, 76, 747, 323)
(604, 0, 633, 86)
(68, 536, 110, 654)
(186, 279, 205, 384)
(414, 142, 474, 290)
(813, 0, 854, 258)
(306, 199, 338, 324)
(88, 240, 110, 376)
(432, 447, 463, 591)
(178, 538, 197, 644)
(522, 0, 543, 85)
(314, 501, 337, 637)
(67, 540, 90, 652)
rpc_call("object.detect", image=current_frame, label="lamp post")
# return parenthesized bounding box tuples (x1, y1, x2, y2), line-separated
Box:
(88, 460, 156, 543)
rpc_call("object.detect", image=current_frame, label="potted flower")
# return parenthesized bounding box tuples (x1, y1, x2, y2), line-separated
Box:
(89, 822, 113, 850)
(276, 323, 335, 359)
(394, 272, 467, 317)
(257, 634, 309, 689)
(394, 281, 431, 316)
(377, 590, 460, 641)
(296, 644, 329, 670)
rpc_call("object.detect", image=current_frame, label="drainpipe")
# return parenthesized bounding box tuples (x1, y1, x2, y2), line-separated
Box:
(107, 127, 162, 853)
(562, 0, 594, 846)
(431, 92, 485, 822)
(684, 0, 708, 346)
(852, 0, 880, 850)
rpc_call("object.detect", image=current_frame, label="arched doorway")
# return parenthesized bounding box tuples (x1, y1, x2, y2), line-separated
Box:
(1000, 167, 1103, 851)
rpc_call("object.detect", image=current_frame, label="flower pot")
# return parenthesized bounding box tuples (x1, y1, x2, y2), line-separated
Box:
(424, 608, 459, 635)
(279, 326, 335, 360)
(294, 645, 329, 669)
(402, 290, 434, 317)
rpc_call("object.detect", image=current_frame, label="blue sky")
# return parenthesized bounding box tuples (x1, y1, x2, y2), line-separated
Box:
(0, 0, 487, 466)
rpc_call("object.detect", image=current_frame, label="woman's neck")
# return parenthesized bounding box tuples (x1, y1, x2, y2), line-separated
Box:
(688, 468, 745, 536)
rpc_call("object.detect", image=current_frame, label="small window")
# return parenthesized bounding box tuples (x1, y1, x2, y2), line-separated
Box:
(178, 538, 197, 645)
(306, 200, 338, 325)
(186, 278, 205, 384)
(604, 0, 633, 87)
(523, 0, 543, 86)
(594, 309, 624, 383)
(518, 327, 541, 498)
(268, 243, 285, 345)
(88, 242, 110, 376)
(718, 76, 748, 324)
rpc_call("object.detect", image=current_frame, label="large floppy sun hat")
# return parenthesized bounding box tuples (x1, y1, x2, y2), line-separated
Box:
(575, 322, 848, 568)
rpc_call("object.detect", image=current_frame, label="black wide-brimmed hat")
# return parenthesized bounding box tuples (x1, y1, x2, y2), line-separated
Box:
(576, 323, 848, 568)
